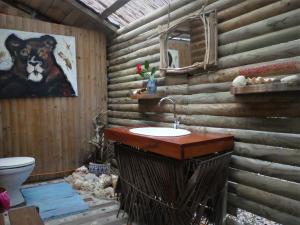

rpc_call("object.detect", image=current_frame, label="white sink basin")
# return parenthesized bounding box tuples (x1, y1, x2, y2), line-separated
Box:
(129, 127, 191, 137)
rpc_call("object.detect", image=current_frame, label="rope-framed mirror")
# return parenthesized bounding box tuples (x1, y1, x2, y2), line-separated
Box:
(159, 10, 218, 75)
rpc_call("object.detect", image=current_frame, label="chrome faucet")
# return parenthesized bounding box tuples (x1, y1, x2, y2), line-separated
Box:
(158, 97, 180, 129)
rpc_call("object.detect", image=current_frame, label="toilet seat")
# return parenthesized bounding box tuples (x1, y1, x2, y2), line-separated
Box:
(0, 157, 35, 169)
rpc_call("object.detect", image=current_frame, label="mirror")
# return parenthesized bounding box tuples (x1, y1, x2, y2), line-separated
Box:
(159, 11, 218, 74)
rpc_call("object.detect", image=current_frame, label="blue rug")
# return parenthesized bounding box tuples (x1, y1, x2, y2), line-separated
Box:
(21, 182, 89, 220)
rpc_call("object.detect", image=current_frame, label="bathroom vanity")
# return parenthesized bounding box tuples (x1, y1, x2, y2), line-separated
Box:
(104, 127, 234, 225)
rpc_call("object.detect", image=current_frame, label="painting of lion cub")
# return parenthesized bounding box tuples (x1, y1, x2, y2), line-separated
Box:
(0, 33, 76, 98)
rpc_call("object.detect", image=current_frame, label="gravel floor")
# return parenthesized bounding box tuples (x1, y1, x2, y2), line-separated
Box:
(228, 209, 281, 225)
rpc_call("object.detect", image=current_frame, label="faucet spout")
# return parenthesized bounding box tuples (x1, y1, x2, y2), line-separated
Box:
(158, 97, 179, 129)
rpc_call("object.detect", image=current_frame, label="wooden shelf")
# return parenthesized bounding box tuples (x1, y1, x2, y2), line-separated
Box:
(231, 82, 300, 95)
(130, 93, 164, 100)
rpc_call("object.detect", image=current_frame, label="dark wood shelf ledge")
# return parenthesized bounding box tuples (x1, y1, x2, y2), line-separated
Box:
(231, 82, 300, 95)
(130, 93, 164, 100)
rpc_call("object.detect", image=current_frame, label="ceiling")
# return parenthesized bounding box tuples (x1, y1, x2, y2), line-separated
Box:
(1, 0, 175, 35)
(79, 0, 174, 28)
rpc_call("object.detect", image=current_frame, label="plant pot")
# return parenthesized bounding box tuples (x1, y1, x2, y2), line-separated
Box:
(147, 79, 157, 94)
(89, 162, 110, 176)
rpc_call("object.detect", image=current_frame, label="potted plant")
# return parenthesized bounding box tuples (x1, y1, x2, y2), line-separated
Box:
(136, 61, 157, 94)
(88, 111, 117, 176)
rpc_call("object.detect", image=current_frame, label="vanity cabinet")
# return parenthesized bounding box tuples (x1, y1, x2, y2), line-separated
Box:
(104, 127, 234, 225)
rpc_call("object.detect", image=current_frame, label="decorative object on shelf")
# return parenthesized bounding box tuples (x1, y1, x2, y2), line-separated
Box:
(136, 60, 157, 94)
(281, 74, 300, 84)
(247, 77, 275, 85)
(231, 82, 300, 95)
(146, 78, 157, 94)
(130, 88, 147, 96)
(232, 75, 277, 87)
(231, 74, 300, 95)
(232, 75, 247, 87)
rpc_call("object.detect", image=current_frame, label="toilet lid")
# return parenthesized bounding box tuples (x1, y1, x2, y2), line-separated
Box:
(0, 157, 35, 169)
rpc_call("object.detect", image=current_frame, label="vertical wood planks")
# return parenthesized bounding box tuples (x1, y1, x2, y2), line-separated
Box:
(0, 13, 107, 180)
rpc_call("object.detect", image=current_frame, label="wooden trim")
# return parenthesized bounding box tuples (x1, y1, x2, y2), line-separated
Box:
(231, 82, 300, 95)
(130, 93, 164, 100)
(100, 0, 131, 19)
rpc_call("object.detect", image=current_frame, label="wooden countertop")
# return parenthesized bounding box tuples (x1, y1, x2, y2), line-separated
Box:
(104, 127, 234, 160)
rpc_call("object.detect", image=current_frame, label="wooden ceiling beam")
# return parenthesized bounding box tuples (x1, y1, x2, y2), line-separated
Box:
(100, 0, 130, 19)
(0, 0, 58, 23)
(66, 0, 117, 35)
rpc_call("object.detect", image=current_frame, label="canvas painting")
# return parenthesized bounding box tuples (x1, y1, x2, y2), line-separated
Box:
(0, 29, 77, 98)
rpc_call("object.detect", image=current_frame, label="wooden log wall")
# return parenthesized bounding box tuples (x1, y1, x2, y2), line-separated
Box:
(107, 0, 300, 224)
(0, 13, 107, 181)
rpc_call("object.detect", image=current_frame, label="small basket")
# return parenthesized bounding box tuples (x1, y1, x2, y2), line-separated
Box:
(89, 162, 110, 176)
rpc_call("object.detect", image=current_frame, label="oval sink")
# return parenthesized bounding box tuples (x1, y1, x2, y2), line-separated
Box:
(129, 127, 191, 137)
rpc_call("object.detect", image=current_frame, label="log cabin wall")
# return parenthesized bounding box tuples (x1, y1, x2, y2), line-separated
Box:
(107, 0, 300, 224)
(0, 13, 107, 181)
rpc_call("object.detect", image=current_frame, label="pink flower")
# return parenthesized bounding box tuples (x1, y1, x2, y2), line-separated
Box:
(136, 64, 142, 74)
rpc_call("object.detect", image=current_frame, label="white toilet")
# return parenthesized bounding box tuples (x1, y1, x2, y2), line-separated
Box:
(0, 157, 35, 207)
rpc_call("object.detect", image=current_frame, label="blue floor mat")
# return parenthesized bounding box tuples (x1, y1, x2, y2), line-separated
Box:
(21, 181, 89, 220)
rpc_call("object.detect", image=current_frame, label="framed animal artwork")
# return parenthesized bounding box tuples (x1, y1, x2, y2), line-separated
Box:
(0, 28, 78, 99)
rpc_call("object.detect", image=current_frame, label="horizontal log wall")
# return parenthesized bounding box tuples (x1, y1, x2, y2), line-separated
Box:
(0, 13, 107, 181)
(107, 0, 300, 224)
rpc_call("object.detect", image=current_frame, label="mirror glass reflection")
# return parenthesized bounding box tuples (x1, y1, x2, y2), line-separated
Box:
(166, 19, 204, 69)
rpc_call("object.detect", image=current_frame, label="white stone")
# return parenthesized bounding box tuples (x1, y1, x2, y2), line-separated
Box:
(232, 75, 247, 87)
(281, 75, 300, 84)
(85, 173, 98, 182)
(111, 175, 118, 190)
(99, 174, 112, 188)
(74, 179, 83, 189)
(75, 166, 89, 174)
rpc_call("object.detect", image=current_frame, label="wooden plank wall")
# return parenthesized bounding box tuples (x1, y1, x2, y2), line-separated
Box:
(107, 0, 300, 224)
(0, 13, 107, 181)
